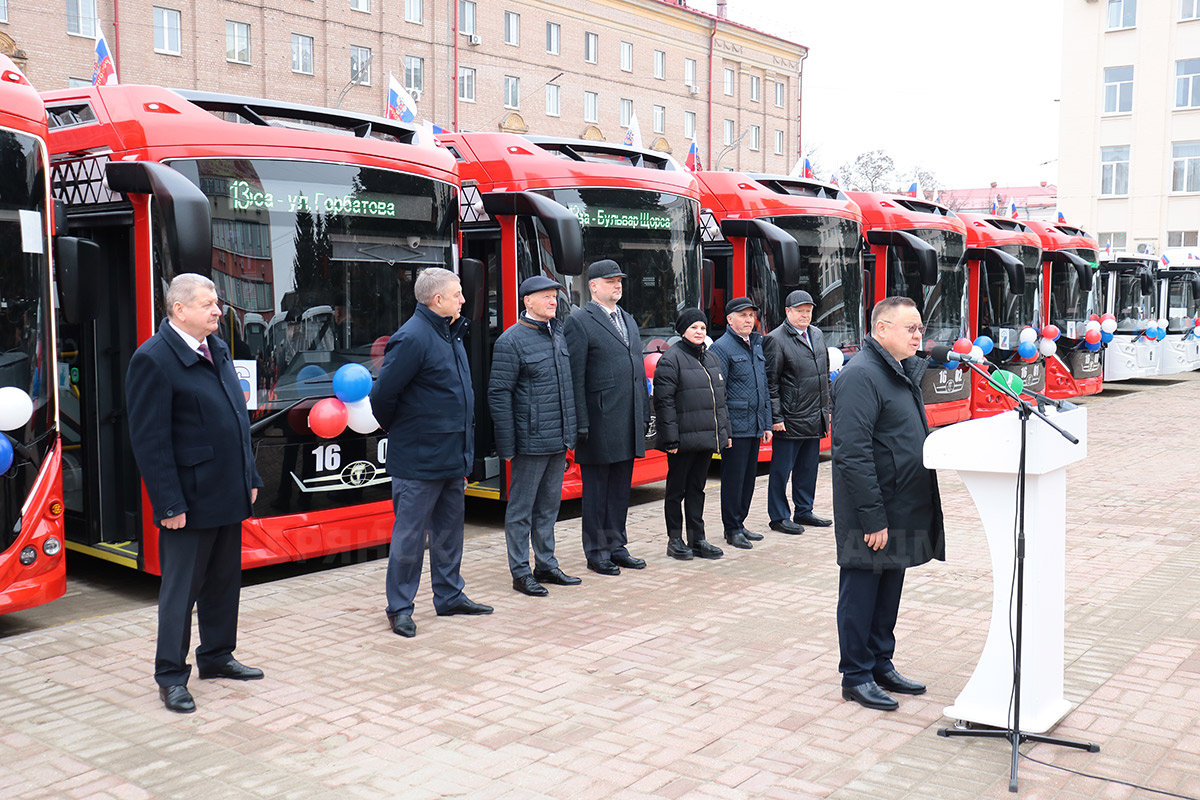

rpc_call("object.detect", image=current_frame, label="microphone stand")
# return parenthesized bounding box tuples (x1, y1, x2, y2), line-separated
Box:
(937, 358, 1097, 793)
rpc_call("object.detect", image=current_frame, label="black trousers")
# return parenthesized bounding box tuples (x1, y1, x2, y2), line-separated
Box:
(579, 459, 635, 562)
(836, 566, 906, 687)
(719, 436, 760, 534)
(155, 522, 243, 687)
(665, 450, 713, 543)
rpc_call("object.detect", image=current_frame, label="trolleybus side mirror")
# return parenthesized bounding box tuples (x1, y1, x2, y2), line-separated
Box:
(55, 236, 101, 325)
(481, 191, 584, 276)
(105, 160, 213, 275)
(459, 258, 486, 322)
(866, 229, 937, 285)
(1137, 268, 1154, 296)
(1191, 274, 1200, 299)
(1050, 250, 1093, 292)
(54, 198, 67, 236)
(701, 258, 715, 311)
(982, 247, 1024, 296)
(719, 218, 801, 286)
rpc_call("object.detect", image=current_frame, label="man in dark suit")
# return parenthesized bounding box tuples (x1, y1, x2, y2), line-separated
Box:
(125, 274, 265, 714)
(563, 260, 651, 576)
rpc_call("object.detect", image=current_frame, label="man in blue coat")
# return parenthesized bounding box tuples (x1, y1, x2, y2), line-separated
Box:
(709, 297, 772, 550)
(371, 267, 492, 638)
(125, 274, 265, 714)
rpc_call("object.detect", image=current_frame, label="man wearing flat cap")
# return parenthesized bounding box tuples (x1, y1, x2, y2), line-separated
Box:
(488, 276, 582, 597)
(762, 289, 833, 535)
(563, 259, 652, 575)
(710, 297, 773, 550)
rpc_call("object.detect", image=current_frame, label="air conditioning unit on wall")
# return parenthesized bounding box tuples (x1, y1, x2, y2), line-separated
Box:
(689, 85, 700, 95)
(468, 34, 482, 46)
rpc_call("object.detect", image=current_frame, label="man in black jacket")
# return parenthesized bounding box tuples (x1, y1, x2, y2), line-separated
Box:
(488, 276, 582, 597)
(125, 274, 265, 714)
(763, 290, 832, 535)
(563, 260, 651, 576)
(830, 296, 945, 711)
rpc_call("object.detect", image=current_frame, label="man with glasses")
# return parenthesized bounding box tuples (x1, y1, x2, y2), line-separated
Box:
(830, 296, 945, 712)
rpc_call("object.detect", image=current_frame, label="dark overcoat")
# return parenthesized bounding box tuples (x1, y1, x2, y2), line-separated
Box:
(370, 304, 474, 481)
(652, 339, 731, 453)
(563, 302, 651, 464)
(709, 330, 771, 438)
(764, 322, 831, 439)
(487, 314, 577, 459)
(125, 320, 263, 528)
(830, 335, 945, 570)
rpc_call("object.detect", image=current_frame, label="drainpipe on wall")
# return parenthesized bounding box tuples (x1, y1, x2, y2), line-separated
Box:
(453, 0, 460, 132)
(113, 0, 121, 79)
(796, 49, 807, 164)
(707, 18, 716, 170)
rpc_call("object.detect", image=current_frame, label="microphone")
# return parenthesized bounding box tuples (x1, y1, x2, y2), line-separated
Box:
(929, 344, 988, 364)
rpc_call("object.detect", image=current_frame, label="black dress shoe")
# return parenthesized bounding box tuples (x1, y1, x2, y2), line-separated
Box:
(533, 567, 581, 585)
(692, 539, 724, 559)
(611, 552, 646, 569)
(159, 684, 196, 714)
(874, 669, 926, 695)
(389, 614, 417, 637)
(587, 559, 621, 576)
(512, 574, 549, 597)
(724, 530, 753, 549)
(769, 519, 805, 535)
(198, 659, 264, 681)
(794, 512, 833, 528)
(842, 681, 899, 711)
(437, 597, 494, 616)
(666, 538, 694, 560)
(741, 528, 764, 541)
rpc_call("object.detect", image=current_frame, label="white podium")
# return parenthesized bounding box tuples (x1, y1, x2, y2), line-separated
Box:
(923, 406, 1087, 733)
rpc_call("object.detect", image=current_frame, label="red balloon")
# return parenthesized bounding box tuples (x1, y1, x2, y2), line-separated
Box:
(1088, 314, 1101, 322)
(1041, 324, 1060, 341)
(309, 398, 348, 439)
(1022, 349, 1039, 363)
(1100, 312, 1116, 323)
(952, 337, 972, 354)
(371, 336, 390, 369)
(1084, 328, 1101, 344)
(643, 352, 662, 378)
(646, 337, 669, 354)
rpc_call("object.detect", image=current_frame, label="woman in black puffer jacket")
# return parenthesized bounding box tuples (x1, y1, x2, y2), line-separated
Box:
(652, 308, 731, 561)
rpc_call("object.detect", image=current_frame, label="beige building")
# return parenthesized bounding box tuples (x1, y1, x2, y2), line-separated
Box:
(1059, 0, 1200, 255)
(0, 0, 805, 172)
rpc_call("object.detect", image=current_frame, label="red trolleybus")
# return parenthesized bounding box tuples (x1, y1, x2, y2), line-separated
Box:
(1023, 220, 1104, 399)
(695, 172, 862, 456)
(849, 192, 971, 427)
(45, 86, 460, 572)
(0, 58, 78, 613)
(438, 133, 703, 500)
(958, 213, 1045, 418)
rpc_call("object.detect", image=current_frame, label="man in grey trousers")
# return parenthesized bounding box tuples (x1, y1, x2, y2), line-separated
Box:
(488, 276, 583, 596)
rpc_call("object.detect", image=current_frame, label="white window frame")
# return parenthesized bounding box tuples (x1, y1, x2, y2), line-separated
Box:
(1107, 0, 1136, 29)
(620, 98, 632, 127)
(1099, 232, 1127, 251)
(350, 45, 371, 86)
(748, 125, 760, 151)
(1100, 145, 1130, 196)
(653, 104, 665, 134)
(685, 58, 696, 88)
(654, 50, 666, 80)
(226, 21, 250, 64)
(546, 22, 560, 55)
(775, 81, 784, 107)
(350, 0, 369, 12)
(504, 11, 520, 46)
(546, 84, 561, 117)
(584, 32, 598, 65)
(1168, 230, 1199, 247)
(459, 66, 476, 102)
(1171, 141, 1200, 192)
(291, 33, 314, 75)
(504, 75, 520, 109)
(684, 111, 696, 140)
(460, 1, 475, 35)
(405, 56, 424, 93)
(405, 0, 422, 25)
(0, 0, 9, 23)
(749, 75, 760, 102)
(723, 119, 734, 146)
(723, 67, 735, 96)
(621, 41, 633, 73)
(584, 91, 598, 123)
(1184, 0, 1200, 20)
(1176, 59, 1200, 108)
(67, 0, 98, 37)
(774, 129, 784, 155)
(153, 7, 182, 56)
(1104, 66, 1133, 114)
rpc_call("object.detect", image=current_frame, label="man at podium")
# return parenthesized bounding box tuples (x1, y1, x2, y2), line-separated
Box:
(830, 296, 946, 711)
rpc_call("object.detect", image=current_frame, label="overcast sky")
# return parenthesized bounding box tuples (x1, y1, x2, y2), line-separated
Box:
(686, 0, 1064, 190)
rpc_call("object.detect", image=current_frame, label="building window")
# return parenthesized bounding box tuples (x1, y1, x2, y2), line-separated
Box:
(750, 75, 760, 102)
(775, 81, 784, 107)
(621, 41, 633, 72)
(458, 66, 475, 101)
(460, 1, 475, 35)
(350, 0, 369, 12)
(291, 34, 313, 74)
(584, 91, 598, 123)
(1100, 145, 1130, 195)
(1099, 232, 1127, 251)
(0, 0, 7, 23)
(1172, 141, 1200, 192)
(723, 119, 734, 146)
(584, 32, 598, 64)
(67, 0, 97, 37)
(723, 68, 735, 96)
(405, 0, 422, 24)
(684, 111, 696, 139)
(504, 11, 520, 46)
(653, 105, 665, 133)
(153, 7, 181, 55)
(748, 125, 760, 151)
(1108, 0, 1135, 29)
(505, 76, 520, 109)
(685, 58, 696, 88)
(1168, 230, 1200, 247)
(546, 84, 561, 117)
(1176, 59, 1200, 108)
(350, 45, 371, 86)
(620, 98, 632, 127)
(654, 50, 666, 80)
(1104, 66, 1133, 113)
(405, 57, 424, 93)
(1184, 0, 1200, 20)
(226, 21, 250, 64)
(546, 22, 560, 55)
(774, 129, 784, 155)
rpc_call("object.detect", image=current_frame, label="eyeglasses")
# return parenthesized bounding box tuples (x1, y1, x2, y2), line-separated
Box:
(880, 319, 926, 336)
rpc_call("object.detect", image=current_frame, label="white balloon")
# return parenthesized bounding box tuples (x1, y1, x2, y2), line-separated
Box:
(969, 345, 984, 362)
(827, 346, 845, 372)
(1018, 327, 1038, 343)
(0, 386, 33, 432)
(1038, 338, 1058, 357)
(1194, 325, 1200, 337)
(1085, 320, 1102, 333)
(1100, 318, 1118, 334)
(1158, 318, 1170, 330)
(345, 398, 380, 434)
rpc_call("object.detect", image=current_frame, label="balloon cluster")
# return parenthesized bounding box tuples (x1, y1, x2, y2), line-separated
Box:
(308, 364, 380, 439)
(1016, 327, 1041, 362)
(828, 346, 844, 380)
(1139, 316, 1171, 341)
(1078, 314, 1119, 351)
(0, 386, 34, 474)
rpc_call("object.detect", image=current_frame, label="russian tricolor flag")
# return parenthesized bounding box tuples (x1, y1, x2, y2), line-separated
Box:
(385, 73, 418, 124)
(829, 172, 838, 186)
(1010, 200, 1019, 219)
(92, 31, 118, 86)
(991, 199, 998, 215)
(1162, 253, 1171, 266)
(906, 180, 920, 198)
(802, 158, 814, 179)
(685, 139, 700, 171)
(1057, 211, 1066, 223)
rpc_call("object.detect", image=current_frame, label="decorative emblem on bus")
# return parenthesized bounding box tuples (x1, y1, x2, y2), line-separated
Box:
(700, 210, 724, 243)
(341, 461, 378, 487)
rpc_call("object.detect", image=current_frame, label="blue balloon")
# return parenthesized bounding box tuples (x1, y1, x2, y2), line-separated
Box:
(1144, 327, 1159, 341)
(1017, 340, 1038, 359)
(297, 364, 326, 396)
(1101, 330, 1114, 343)
(973, 335, 995, 356)
(333, 363, 373, 403)
(1085, 339, 1102, 351)
(0, 435, 12, 474)
(829, 369, 839, 381)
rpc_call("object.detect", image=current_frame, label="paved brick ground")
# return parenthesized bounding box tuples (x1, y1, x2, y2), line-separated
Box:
(3, 376, 1200, 799)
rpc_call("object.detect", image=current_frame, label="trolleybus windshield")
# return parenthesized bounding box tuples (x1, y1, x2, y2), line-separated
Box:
(1112, 272, 1155, 334)
(884, 228, 968, 346)
(1048, 248, 1100, 332)
(979, 244, 1041, 344)
(1164, 272, 1199, 333)
(0, 127, 55, 546)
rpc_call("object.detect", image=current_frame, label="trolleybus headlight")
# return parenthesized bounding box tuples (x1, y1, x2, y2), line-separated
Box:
(43, 537, 62, 557)
(19, 546, 36, 566)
